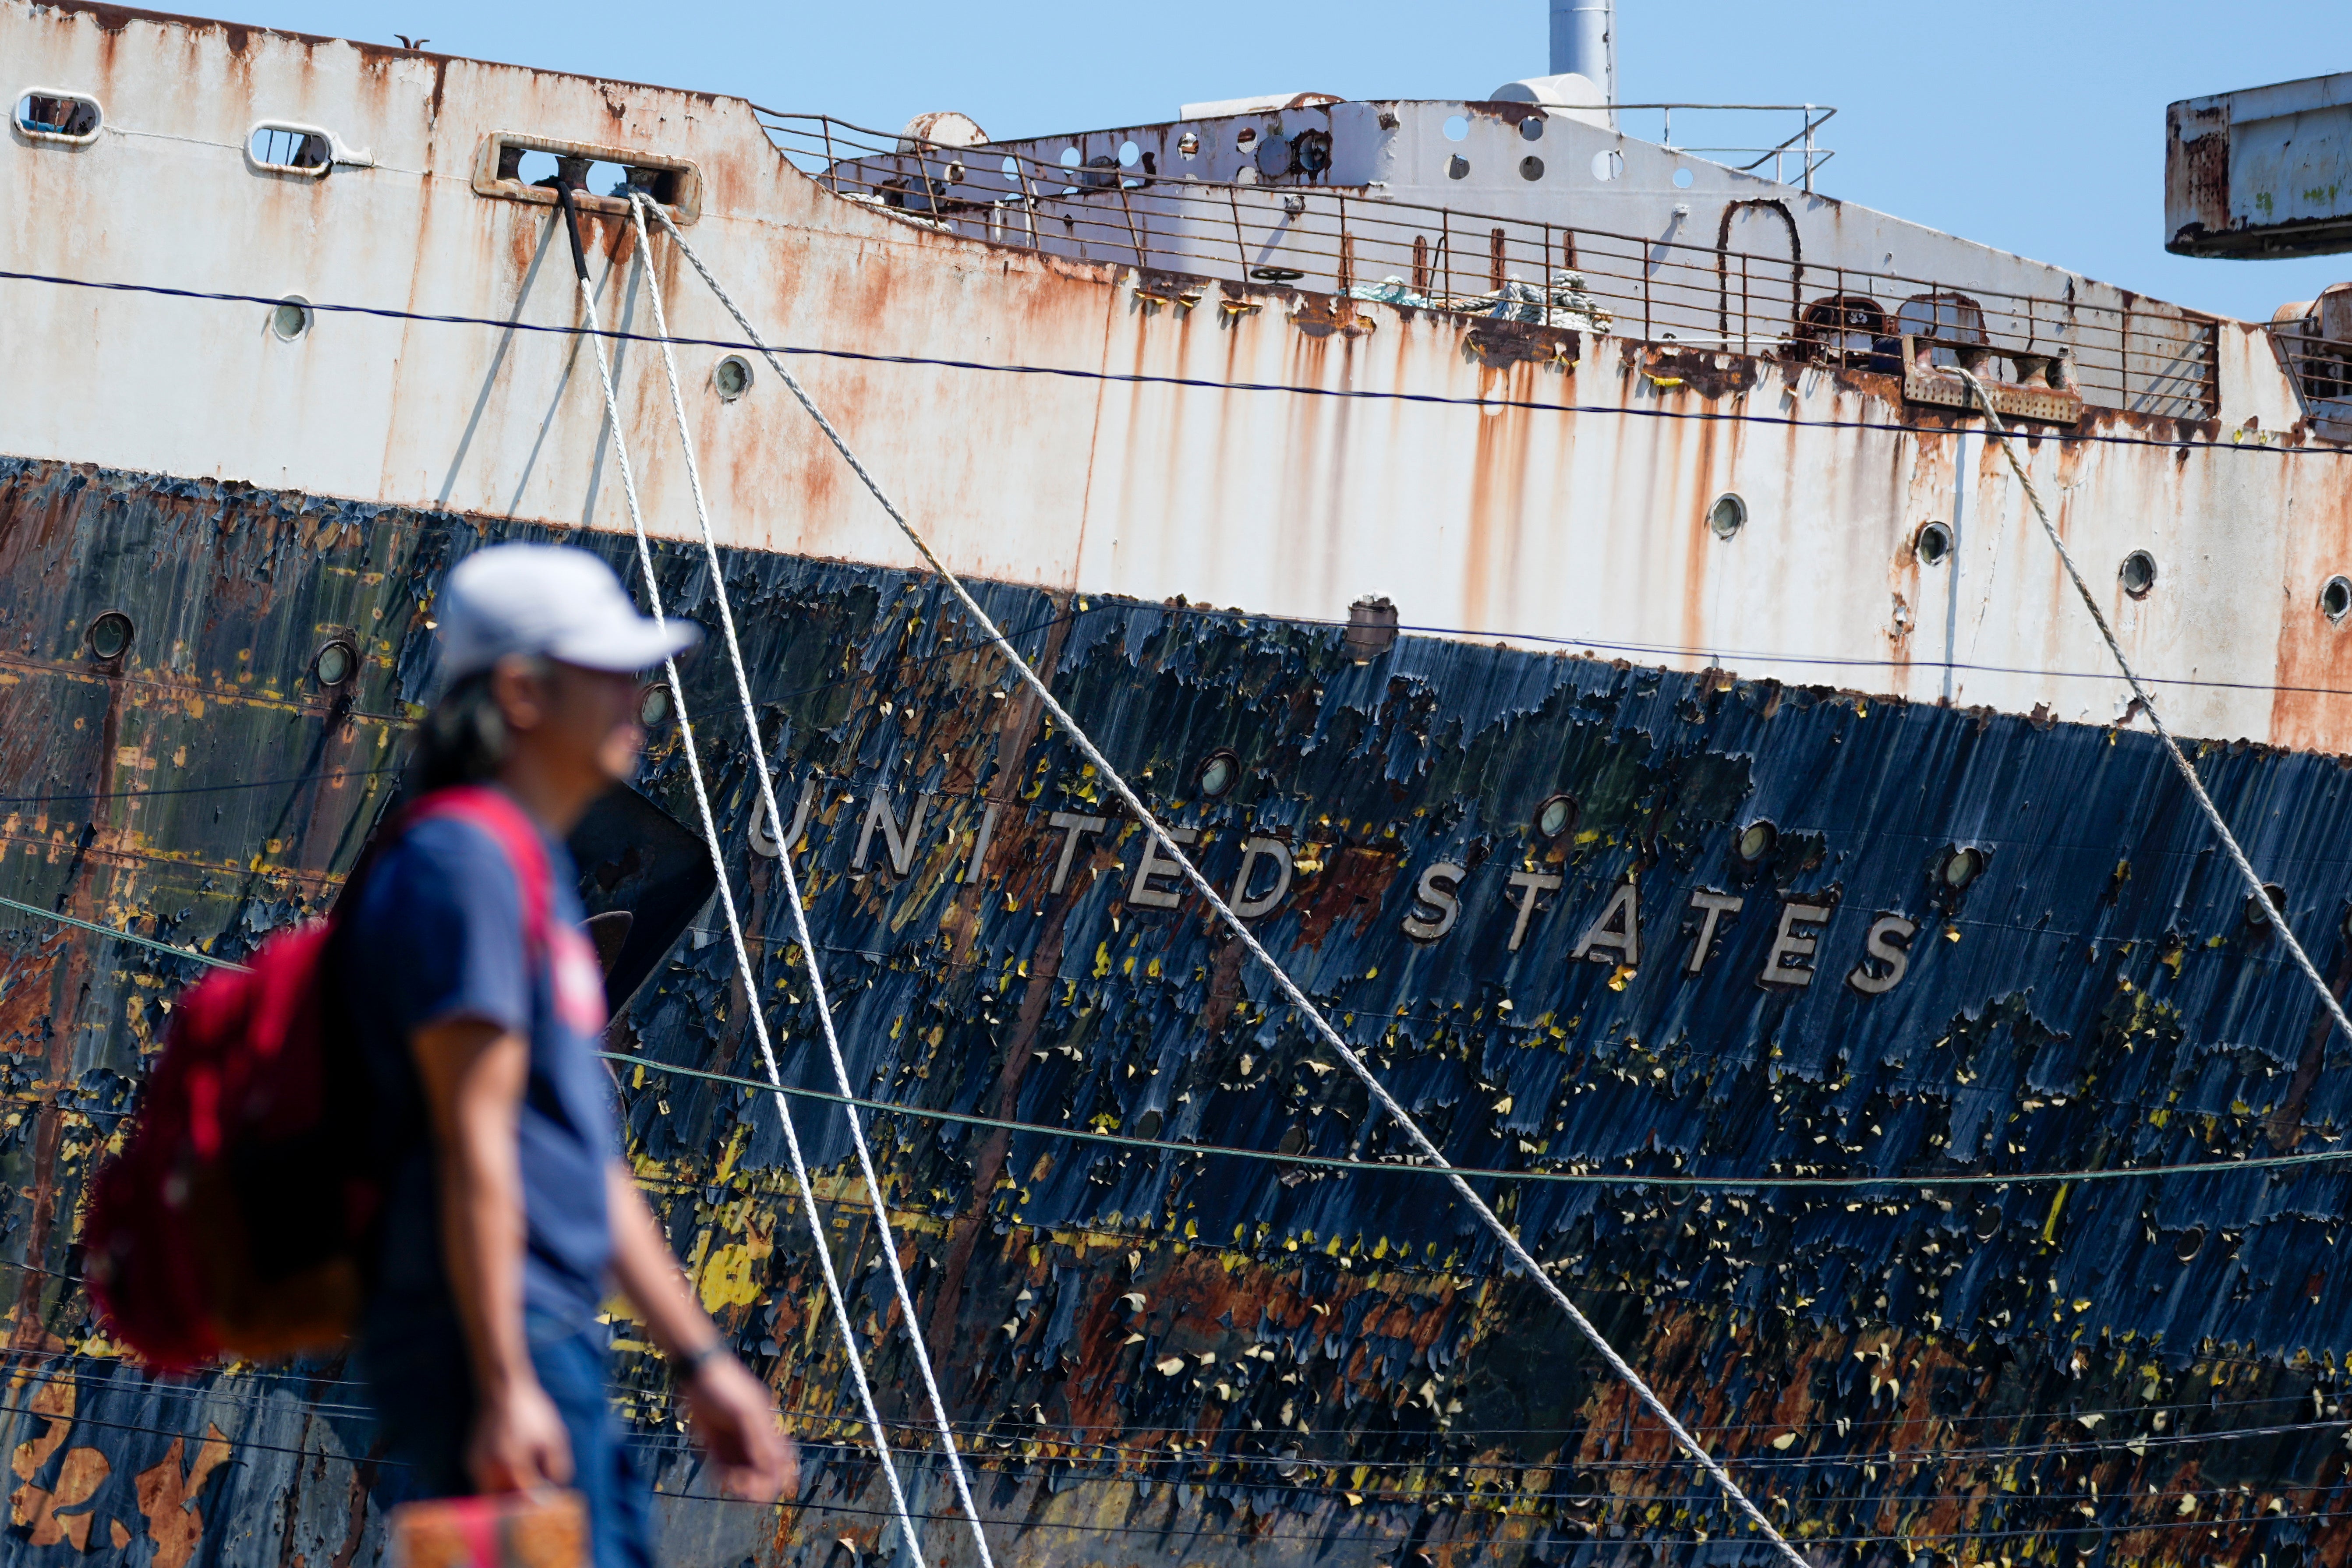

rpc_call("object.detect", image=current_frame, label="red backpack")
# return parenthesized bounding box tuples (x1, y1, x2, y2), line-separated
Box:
(82, 785, 551, 1371)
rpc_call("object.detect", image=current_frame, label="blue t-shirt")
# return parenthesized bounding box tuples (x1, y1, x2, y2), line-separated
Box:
(342, 809, 619, 1339)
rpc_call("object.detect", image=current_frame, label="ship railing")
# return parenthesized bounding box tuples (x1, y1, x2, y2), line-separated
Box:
(2267, 322, 2352, 440)
(1612, 102, 1836, 192)
(756, 111, 2219, 423)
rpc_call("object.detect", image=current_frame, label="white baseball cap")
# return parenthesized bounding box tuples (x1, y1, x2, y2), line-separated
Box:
(437, 544, 700, 681)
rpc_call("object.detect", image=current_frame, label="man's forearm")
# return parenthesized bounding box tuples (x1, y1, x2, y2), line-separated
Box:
(606, 1163, 723, 1360)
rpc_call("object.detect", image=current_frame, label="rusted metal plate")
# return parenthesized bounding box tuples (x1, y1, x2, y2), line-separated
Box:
(2168, 71, 2352, 259)
(0, 458, 2351, 1565)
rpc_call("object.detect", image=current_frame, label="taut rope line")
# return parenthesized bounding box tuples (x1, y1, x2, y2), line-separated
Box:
(625, 194, 997, 1568)
(552, 187, 929, 1564)
(637, 199, 1814, 1568)
(1947, 363, 2352, 1053)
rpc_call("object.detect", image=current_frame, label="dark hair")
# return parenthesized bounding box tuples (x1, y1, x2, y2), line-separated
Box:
(406, 665, 525, 793)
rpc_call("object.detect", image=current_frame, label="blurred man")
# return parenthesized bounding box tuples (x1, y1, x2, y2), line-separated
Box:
(346, 544, 792, 1567)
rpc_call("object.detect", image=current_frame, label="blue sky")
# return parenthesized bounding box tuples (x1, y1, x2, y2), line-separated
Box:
(239, 0, 2352, 323)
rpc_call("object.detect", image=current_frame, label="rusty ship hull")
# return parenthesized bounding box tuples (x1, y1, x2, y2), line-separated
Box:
(8, 4, 2352, 1567)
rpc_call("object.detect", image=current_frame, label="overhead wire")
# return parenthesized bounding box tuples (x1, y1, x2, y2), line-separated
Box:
(623, 191, 996, 1568)
(637, 195, 1814, 1568)
(1, 262, 2345, 465)
(550, 182, 930, 1562)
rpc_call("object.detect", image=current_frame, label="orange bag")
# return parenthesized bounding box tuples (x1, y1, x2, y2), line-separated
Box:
(388, 1490, 589, 1568)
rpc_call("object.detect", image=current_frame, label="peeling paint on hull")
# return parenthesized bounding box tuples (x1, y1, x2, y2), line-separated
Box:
(3, 459, 2352, 1565)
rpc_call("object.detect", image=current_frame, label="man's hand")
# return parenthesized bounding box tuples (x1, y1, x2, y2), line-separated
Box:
(467, 1378, 575, 1493)
(683, 1352, 797, 1500)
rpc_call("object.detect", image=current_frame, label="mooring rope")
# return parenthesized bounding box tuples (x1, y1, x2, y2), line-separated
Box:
(1947, 364, 2352, 1055)
(553, 187, 929, 1562)
(638, 199, 1814, 1568)
(626, 194, 996, 1568)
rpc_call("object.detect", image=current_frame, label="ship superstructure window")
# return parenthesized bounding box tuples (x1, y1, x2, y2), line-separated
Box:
(13, 89, 102, 144)
(248, 124, 332, 176)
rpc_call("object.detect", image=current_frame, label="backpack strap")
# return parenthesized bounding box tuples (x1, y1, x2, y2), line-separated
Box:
(398, 785, 554, 958)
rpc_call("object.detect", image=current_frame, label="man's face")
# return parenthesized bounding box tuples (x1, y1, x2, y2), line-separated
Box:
(495, 656, 646, 785)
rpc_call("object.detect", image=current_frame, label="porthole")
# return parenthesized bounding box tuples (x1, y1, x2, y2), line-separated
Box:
(2175, 1227, 2204, 1262)
(1708, 492, 1747, 540)
(247, 123, 332, 176)
(13, 90, 102, 145)
(1059, 146, 1082, 166)
(713, 355, 753, 400)
(1442, 115, 1468, 142)
(1940, 846, 1985, 889)
(1519, 155, 1545, 181)
(1972, 1208, 2002, 1241)
(638, 683, 672, 728)
(2119, 550, 2157, 599)
(2245, 883, 2286, 927)
(1673, 166, 1694, 189)
(1518, 117, 1544, 143)
(1915, 521, 1952, 565)
(312, 638, 357, 688)
(1118, 139, 1141, 168)
(2322, 576, 2351, 622)
(1447, 155, 1470, 180)
(1535, 793, 1579, 840)
(1177, 132, 1199, 157)
(270, 297, 313, 341)
(1590, 149, 1622, 181)
(1196, 749, 1238, 799)
(1234, 128, 1258, 151)
(85, 611, 133, 663)
(1736, 819, 1776, 862)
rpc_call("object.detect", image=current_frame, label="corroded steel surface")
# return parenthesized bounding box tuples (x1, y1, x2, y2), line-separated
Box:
(0, 2, 2348, 753)
(2, 458, 2352, 1565)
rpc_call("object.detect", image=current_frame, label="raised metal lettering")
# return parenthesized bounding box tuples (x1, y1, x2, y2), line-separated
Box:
(1047, 811, 1109, 893)
(1572, 881, 1641, 966)
(1129, 826, 1200, 909)
(1232, 836, 1294, 919)
(1759, 900, 1834, 987)
(1504, 869, 1563, 953)
(854, 788, 932, 875)
(1846, 913, 1919, 995)
(1402, 862, 1466, 941)
(1685, 889, 1743, 975)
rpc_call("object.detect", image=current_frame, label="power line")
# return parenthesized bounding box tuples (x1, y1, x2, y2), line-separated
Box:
(1, 264, 2342, 465)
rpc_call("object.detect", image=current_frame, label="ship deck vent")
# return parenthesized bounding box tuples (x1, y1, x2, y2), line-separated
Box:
(13, 89, 101, 145)
(473, 132, 702, 224)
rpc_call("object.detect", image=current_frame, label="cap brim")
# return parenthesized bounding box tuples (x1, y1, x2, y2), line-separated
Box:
(548, 618, 701, 675)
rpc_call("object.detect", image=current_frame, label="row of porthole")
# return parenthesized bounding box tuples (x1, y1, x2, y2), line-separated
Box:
(1715, 494, 2352, 617)
(262, 292, 758, 403)
(80, 611, 360, 686)
(16, 90, 339, 176)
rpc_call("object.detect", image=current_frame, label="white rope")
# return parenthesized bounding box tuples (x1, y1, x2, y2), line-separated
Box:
(554, 191, 928, 1564)
(1947, 365, 2352, 1052)
(640, 201, 1813, 1568)
(627, 195, 997, 1568)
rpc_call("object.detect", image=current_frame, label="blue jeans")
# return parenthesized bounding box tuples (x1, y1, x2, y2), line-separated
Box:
(361, 1310, 654, 1568)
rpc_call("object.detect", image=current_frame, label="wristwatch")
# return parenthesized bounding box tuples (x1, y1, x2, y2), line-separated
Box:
(672, 1339, 725, 1380)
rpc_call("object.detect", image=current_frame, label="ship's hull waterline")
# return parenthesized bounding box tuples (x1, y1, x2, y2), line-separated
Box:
(4, 456, 2352, 1566)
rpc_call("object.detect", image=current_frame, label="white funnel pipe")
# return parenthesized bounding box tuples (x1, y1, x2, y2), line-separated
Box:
(1549, 0, 1614, 103)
